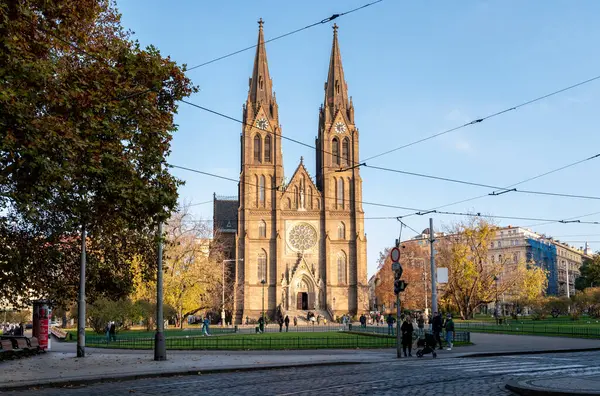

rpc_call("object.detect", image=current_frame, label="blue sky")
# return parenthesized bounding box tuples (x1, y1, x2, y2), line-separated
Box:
(119, 0, 600, 277)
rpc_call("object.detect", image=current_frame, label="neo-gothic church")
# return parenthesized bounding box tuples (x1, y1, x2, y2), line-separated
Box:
(213, 20, 368, 324)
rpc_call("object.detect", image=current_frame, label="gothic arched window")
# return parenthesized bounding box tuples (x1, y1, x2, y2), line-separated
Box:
(253, 134, 262, 163)
(259, 75, 264, 90)
(337, 251, 347, 284)
(309, 187, 313, 209)
(259, 220, 266, 238)
(332, 138, 340, 166)
(257, 250, 267, 283)
(264, 135, 272, 163)
(337, 178, 344, 209)
(342, 138, 350, 166)
(338, 222, 346, 240)
(293, 186, 298, 208)
(259, 175, 266, 206)
(335, 79, 340, 94)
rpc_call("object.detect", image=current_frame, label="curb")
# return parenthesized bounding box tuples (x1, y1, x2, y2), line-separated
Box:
(0, 361, 362, 392)
(505, 379, 600, 396)
(458, 347, 600, 359)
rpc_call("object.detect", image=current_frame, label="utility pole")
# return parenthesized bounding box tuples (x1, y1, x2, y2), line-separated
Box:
(396, 289, 401, 358)
(76, 224, 86, 358)
(154, 222, 166, 361)
(423, 259, 428, 317)
(429, 218, 438, 316)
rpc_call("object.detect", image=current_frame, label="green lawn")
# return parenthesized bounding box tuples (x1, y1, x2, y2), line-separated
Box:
(454, 320, 600, 339)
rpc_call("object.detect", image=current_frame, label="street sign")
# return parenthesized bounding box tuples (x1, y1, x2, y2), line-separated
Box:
(437, 267, 448, 284)
(391, 262, 400, 271)
(390, 247, 400, 262)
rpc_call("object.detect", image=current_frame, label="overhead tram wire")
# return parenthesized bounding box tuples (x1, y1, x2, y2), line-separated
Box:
(360, 74, 600, 163)
(169, 163, 600, 226)
(364, 163, 600, 201)
(396, 151, 600, 220)
(168, 164, 421, 212)
(186, 0, 384, 71)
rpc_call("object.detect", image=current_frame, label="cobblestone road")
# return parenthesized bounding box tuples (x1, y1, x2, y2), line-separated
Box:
(4, 351, 600, 395)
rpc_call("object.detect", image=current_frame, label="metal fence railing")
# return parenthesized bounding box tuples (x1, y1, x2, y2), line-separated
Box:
(349, 325, 471, 343)
(85, 334, 397, 350)
(454, 322, 600, 339)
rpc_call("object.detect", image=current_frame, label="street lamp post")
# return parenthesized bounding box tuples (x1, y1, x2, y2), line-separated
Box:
(221, 259, 243, 327)
(261, 279, 266, 326)
(494, 276, 499, 325)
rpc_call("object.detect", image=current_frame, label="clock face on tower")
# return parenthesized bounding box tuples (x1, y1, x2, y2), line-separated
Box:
(256, 118, 268, 130)
(335, 122, 346, 134)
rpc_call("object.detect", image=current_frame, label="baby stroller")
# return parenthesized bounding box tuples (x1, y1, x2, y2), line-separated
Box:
(416, 333, 437, 358)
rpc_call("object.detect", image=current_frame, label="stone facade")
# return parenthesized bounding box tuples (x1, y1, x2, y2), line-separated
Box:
(214, 21, 368, 324)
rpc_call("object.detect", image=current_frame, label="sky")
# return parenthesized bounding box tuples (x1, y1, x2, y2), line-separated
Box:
(118, 0, 600, 277)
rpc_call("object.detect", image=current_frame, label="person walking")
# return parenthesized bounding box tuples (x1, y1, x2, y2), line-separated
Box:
(386, 314, 396, 336)
(293, 316, 297, 327)
(202, 316, 211, 336)
(278, 316, 284, 332)
(417, 314, 425, 339)
(109, 321, 117, 342)
(431, 312, 443, 350)
(105, 322, 111, 343)
(401, 315, 414, 357)
(284, 315, 290, 332)
(444, 314, 455, 350)
(258, 315, 265, 334)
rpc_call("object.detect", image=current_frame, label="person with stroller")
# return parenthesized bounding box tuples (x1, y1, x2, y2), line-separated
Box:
(431, 311, 443, 350)
(401, 315, 414, 357)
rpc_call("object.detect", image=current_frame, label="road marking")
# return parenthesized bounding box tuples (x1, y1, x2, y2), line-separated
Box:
(276, 379, 387, 395)
(488, 364, 585, 374)
(511, 366, 600, 377)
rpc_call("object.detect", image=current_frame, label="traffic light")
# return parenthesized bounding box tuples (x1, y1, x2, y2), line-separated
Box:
(394, 279, 401, 294)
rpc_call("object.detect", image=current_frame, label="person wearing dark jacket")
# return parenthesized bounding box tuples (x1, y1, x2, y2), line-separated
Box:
(401, 316, 414, 357)
(386, 314, 396, 336)
(278, 316, 284, 332)
(431, 312, 443, 350)
(284, 315, 290, 332)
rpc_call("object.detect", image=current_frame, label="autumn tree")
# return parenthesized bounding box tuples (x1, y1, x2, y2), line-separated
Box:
(374, 243, 430, 313)
(0, 0, 196, 306)
(437, 218, 547, 319)
(132, 205, 231, 328)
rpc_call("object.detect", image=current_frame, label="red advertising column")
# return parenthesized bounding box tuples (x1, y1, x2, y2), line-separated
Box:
(32, 300, 50, 351)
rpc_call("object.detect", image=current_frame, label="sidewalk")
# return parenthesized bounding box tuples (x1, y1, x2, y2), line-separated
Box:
(1, 333, 599, 391)
(506, 375, 600, 395)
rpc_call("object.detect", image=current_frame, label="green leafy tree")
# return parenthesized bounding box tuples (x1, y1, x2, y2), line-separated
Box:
(0, 0, 196, 306)
(575, 254, 600, 291)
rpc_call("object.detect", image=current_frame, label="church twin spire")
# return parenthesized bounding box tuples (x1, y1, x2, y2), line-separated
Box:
(324, 24, 352, 123)
(247, 18, 277, 122)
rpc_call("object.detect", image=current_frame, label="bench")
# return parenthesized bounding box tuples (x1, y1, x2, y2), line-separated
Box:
(0, 336, 38, 356)
(0, 339, 16, 360)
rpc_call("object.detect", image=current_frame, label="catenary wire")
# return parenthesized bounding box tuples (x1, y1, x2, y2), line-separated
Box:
(170, 163, 600, 226)
(365, 163, 600, 201)
(186, 1, 384, 71)
(361, 74, 600, 163)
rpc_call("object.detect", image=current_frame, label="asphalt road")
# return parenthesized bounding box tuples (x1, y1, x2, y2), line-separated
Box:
(5, 351, 600, 395)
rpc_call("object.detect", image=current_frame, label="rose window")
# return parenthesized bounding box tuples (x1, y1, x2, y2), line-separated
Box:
(289, 223, 318, 251)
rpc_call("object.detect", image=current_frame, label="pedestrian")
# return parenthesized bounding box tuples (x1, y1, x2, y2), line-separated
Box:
(417, 314, 425, 339)
(105, 322, 111, 343)
(258, 315, 265, 333)
(278, 316, 284, 332)
(202, 316, 211, 336)
(386, 313, 396, 335)
(316, 315, 321, 325)
(444, 314, 455, 350)
(401, 315, 414, 357)
(323, 318, 327, 325)
(109, 321, 116, 342)
(293, 316, 297, 327)
(431, 312, 443, 350)
(284, 315, 290, 332)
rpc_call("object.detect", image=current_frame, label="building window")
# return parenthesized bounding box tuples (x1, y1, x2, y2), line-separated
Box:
(332, 138, 340, 166)
(491, 255, 495, 263)
(294, 186, 298, 208)
(337, 252, 347, 284)
(259, 220, 266, 238)
(498, 241, 502, 248)
(337, 178, 344, 209)
(254, 135, 262, 163)
(259, 76, 264, 90)
(491, 242, 494, 248)
(264, 135, 272, 162)
(309, 187, 313, 209)
(338, 222, 346, 239)
(257, 251, 267, 282)
(259, 175, 265, 206)
(342, 138, 350, 166)
(513, 253, 518, 263)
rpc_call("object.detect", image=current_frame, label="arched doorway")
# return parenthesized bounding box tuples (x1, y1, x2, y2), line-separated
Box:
(294, 277, 314, 311)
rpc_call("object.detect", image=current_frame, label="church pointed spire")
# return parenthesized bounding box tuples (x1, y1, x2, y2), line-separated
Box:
(324, 24, 351, 121)
(248, 18, 274, 110)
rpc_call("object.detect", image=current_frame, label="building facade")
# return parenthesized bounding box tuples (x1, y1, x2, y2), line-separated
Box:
(214, 21, 368, 324)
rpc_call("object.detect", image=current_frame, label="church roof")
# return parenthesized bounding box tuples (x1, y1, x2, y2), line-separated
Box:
(213, 195, 238, 234)
(281, 157, 320, 196)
